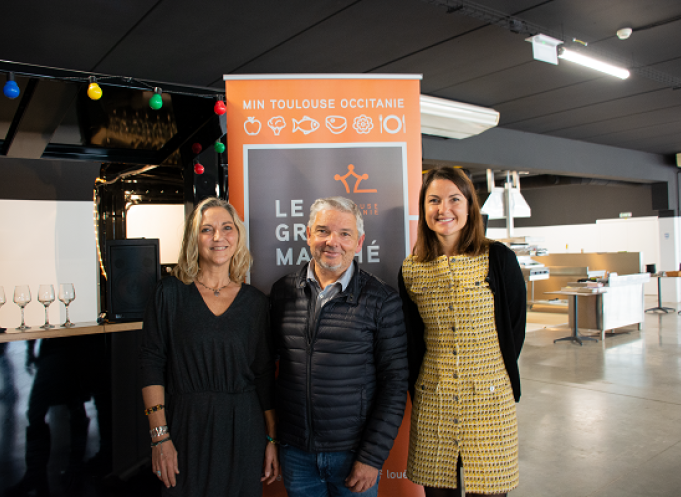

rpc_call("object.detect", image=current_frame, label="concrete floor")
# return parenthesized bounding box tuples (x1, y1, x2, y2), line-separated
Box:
(515, 297, 681, 497)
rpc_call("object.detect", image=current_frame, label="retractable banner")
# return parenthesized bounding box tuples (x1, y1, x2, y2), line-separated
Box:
(225, 74, 422, 497)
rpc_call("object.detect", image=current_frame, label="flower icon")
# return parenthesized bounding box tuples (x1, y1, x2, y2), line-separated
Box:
(353, 115, 373, 134)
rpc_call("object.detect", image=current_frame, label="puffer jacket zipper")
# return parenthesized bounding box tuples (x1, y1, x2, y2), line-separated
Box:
(305, 288, 349, 451)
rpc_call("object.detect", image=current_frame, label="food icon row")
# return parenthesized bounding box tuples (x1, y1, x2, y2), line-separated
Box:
(243, 114, 406, 136)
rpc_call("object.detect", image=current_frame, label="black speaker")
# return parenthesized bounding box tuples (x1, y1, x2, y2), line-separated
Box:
(105, 239, 160, 322)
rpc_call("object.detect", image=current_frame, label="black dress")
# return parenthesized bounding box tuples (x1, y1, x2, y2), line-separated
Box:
(140, 277, 275, 497)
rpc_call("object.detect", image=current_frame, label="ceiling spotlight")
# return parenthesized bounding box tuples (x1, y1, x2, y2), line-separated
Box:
(558, 47, 630, 79)
(616, 27, 633, 40)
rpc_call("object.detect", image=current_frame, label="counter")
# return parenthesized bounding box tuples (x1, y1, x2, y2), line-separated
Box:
(570, 273, 650, 336)
(0, 321, 149, 494)
(0, 321, 142, 343)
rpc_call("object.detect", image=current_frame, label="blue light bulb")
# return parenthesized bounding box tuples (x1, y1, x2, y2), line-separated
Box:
(3, 80, 20, 99)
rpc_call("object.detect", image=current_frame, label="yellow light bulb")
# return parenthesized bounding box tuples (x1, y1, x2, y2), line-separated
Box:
(87, 82, 102, 100)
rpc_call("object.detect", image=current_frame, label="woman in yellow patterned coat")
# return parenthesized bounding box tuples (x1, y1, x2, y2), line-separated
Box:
(398, 167, 526, 497)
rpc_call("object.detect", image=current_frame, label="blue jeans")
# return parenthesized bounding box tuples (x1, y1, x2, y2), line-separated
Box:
(279, 445, 380, 497)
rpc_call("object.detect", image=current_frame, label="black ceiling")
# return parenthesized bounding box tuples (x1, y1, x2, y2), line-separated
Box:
(2, 0, 680, 157)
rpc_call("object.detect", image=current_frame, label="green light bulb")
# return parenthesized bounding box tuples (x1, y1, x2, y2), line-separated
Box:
(149, 93, 163, 110)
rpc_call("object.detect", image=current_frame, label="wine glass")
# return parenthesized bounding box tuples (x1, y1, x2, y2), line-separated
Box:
(14, 285, 32, 331)
(38, 284, 55, 329)
(59, 283, 76, 328)
(0, 286, 5, 332)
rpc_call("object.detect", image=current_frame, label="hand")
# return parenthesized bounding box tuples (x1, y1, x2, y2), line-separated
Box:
(345, 461, 379, 493)
(152, 439, 179, 488)
(261, 442, 279, 484)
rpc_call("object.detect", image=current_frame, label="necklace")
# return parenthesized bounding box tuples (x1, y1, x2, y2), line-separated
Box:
(196, 279, 231, 297)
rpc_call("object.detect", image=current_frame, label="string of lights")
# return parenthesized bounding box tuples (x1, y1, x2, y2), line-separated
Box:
(1, 59, 228, 109)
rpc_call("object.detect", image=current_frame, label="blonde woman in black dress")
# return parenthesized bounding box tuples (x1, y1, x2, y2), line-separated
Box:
(140, 197, 278, 496)
(399, 168, 526, 497)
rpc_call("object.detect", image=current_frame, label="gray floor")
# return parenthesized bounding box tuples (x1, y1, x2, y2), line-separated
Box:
(515, 297, 681, 497)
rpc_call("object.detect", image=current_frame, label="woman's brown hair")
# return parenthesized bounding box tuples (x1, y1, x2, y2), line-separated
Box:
(413, 167, 490, 262)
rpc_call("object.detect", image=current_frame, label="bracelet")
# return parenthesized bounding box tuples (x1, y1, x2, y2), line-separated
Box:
(144, 404, 165, 416)
(266, 435, 280, 445)
(150, 425, 169, 439)
(151, 436, 171, 448)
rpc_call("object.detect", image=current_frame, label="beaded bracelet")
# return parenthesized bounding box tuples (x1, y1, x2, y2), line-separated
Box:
(150, 425, 169, 439)
(266, 435, 280, 445)
(151, 436, 171, 448)
(144, 404, 165, 416)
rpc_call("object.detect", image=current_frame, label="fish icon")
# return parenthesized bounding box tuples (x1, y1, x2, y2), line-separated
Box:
(292, 116, 320, 135)
(325, 116, 347, 134)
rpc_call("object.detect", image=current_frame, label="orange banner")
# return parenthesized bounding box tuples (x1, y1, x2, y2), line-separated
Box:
(224, 74, 423, 497)
(224, 75, 421, 222)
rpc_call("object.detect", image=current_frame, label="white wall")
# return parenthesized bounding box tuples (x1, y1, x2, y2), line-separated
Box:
(126, 204, 185, 264)
(0, 199, 98, 330)
(488, 216, 674, 299)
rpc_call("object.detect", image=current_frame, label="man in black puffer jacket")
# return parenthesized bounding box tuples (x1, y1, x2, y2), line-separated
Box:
(270, 196, 408, 496)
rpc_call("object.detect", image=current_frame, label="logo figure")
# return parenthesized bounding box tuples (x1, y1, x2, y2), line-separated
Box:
(268, 116, 286, 135)
(353, 115, 373, 134)
(243, 117, 262, 136)
(325, 116, 347, 134)
(334, 164, 377, 193)
(292, 116, 320, 135)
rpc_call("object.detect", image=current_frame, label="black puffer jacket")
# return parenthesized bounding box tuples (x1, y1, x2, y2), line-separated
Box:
(270, 262, 408, 469)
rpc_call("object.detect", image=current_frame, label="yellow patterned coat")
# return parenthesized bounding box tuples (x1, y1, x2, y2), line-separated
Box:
(400, 251, 520, 493)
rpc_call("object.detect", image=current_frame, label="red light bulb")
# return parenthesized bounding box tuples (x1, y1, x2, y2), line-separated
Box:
(214, 101, 226, 115)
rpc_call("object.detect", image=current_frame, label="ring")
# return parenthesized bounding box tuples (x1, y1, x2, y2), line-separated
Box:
(157, 470, 161, 476)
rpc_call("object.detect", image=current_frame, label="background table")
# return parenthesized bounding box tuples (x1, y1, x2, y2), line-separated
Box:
(546, 290, 608, 345)
(645, 273, 676, 313)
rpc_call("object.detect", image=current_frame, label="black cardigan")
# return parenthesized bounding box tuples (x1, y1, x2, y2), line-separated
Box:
(398, 241, 526, 402)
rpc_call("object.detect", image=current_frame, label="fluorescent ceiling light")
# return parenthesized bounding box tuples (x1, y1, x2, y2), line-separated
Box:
(420, 95, 500, 140)
(558, 48, 630, 79)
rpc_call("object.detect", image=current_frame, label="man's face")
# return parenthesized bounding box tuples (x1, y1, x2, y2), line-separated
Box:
(307, 208, 365, 276)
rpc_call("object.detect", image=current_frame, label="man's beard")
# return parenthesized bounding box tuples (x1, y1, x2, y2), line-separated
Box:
(313, 250, 344, 271)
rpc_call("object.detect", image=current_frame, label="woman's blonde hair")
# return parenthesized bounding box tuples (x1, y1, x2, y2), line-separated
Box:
(172, 197, 252, 284)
